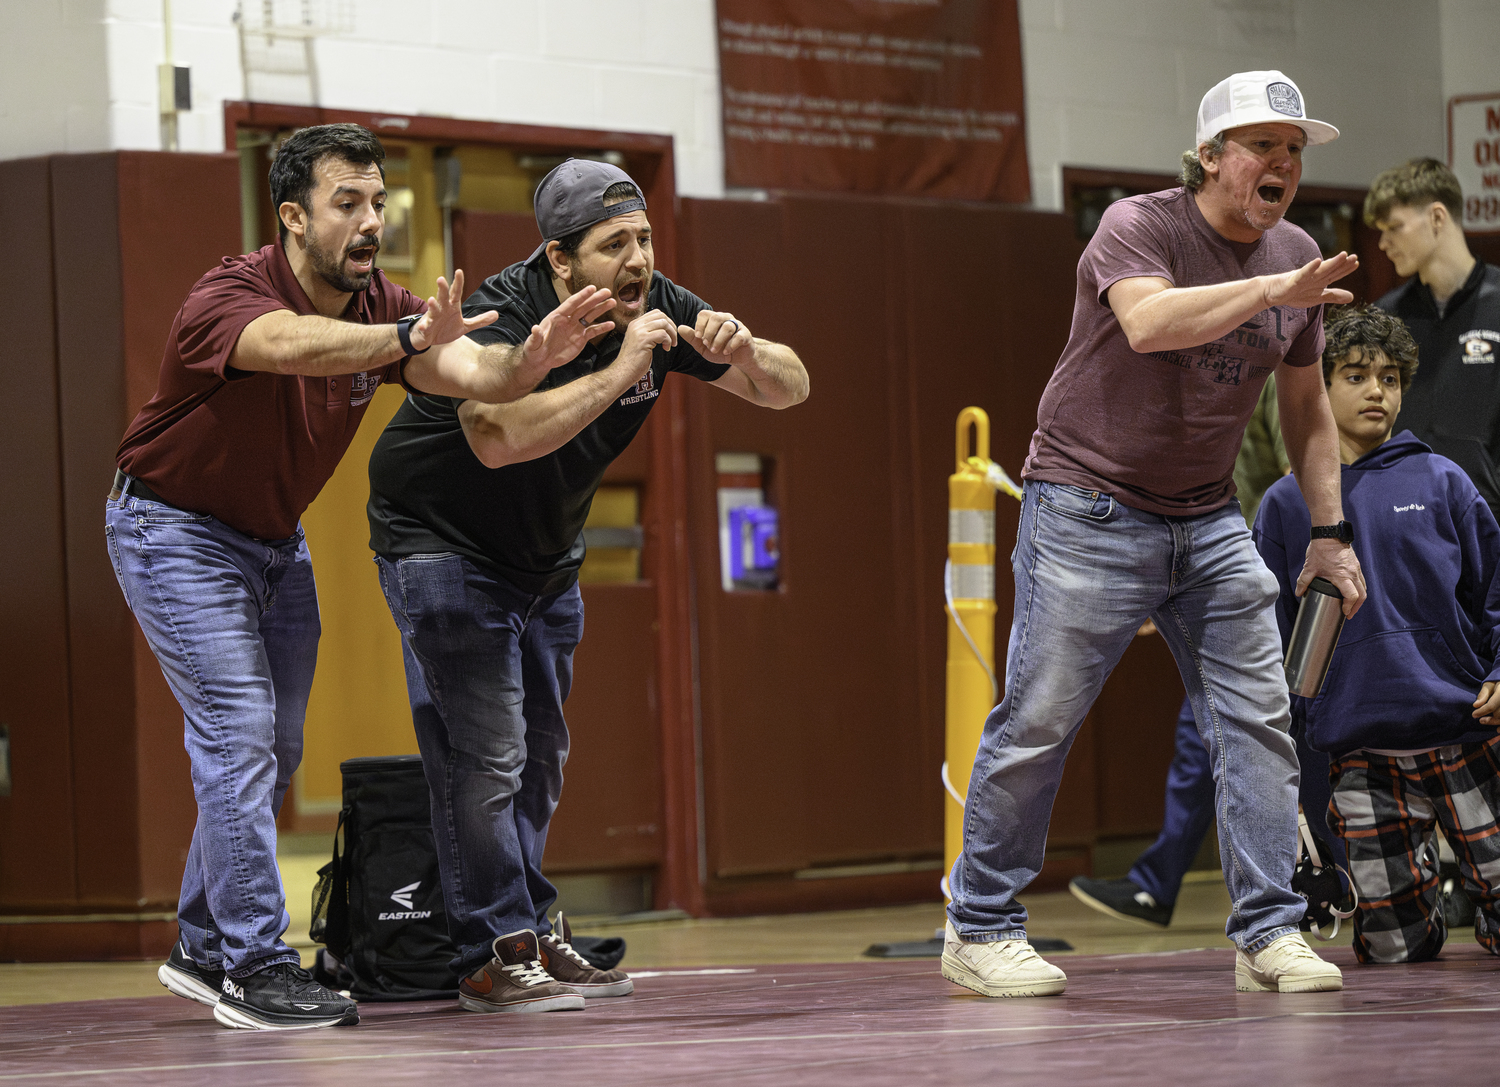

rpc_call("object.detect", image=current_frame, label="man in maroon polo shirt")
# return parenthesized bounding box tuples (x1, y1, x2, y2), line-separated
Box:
(105, 124, 616, 1031)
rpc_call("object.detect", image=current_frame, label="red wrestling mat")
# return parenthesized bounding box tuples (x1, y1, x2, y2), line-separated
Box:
(2, 948, 1497, 1086)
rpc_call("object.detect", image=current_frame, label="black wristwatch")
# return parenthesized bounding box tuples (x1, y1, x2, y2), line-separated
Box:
(1310, 520, 1354, 545)
(396, 314, 429, 356)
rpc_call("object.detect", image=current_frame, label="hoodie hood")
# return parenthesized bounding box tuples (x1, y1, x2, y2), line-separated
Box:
(1346, 429, 1430, 473)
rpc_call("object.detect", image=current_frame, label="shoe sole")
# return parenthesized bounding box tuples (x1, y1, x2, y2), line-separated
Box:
(458, 993, 586, 1013)
(1068, 883, 1171, 929)
(570, 979, 634, 998)
(158, 962, 220, 1008)
(213, 1000, 360, 1030)
(1234, 962, 1343, 993)
(940, 950, 1066, 998)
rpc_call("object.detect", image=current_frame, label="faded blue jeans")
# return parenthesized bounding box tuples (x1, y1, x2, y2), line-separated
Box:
(105, 492, 314, 977)
(948, 481, 1306, 953)
(376, 554, 581, 978)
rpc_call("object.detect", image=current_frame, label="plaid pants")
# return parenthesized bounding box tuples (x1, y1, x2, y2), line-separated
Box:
(1328, 737, 1500, 964)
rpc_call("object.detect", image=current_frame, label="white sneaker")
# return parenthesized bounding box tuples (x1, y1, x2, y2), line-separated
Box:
(1235, 933, 1343, 993)
(941, 920, 1067, 997)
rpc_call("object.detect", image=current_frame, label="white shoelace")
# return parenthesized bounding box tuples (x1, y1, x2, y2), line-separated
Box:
(543, 933, 594, 968)
(503, 959, 556, 988)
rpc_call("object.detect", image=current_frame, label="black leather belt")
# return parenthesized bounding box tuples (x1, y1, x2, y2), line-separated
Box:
(109, 468, 165, 504)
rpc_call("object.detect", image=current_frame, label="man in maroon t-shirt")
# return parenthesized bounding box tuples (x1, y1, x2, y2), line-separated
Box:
(943, 72, 1367, 998)
(106, 124, 617, 1031)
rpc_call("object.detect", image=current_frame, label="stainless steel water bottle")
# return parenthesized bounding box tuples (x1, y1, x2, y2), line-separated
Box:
(1284, 577, 1346, 697)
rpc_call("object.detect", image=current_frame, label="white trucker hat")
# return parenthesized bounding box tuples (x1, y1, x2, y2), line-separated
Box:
(1196, 70, 1338, 146)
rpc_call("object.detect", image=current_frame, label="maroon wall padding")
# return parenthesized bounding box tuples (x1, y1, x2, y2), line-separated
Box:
(0, 157, 78, 910)
(678, 194, 1185, 906)
(46, 151, 240, 918)
(451, 209, 538, 284)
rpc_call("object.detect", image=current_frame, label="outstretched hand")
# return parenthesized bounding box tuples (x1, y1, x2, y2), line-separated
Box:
(1264, 253, 1360, 311)
(409, 269, 499, 351)
(522, 285, 617, 371)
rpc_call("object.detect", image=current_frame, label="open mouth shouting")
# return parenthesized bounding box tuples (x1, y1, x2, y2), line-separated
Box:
(1256, 184, 1286, 206)
(346, 238, 380, 276)
(615, 276, 648, 315)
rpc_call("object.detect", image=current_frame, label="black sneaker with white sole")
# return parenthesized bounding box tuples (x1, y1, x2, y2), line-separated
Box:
(158, 940, 225, 1008)
(212, 961, 359, 1030)
(1068, 876, 1173, 927)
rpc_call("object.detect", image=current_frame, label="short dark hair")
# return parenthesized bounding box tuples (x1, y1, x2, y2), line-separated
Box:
(551, 181, 643, 259)
(268, 123, 386, 240)
(1363, 158, 1463, 227)
(1322, 304, 1420, 391)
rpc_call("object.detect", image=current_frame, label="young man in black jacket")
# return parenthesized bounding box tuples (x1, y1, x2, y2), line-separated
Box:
(1368, 158, 1500, 515)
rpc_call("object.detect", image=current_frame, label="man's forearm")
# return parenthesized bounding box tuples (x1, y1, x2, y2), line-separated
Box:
(1278, 378, 1344, 524)
(232, 311, 406, 375)
(460, 360, 642, 468)
(406, 338, 552, 403)
(1114, 277, 1275, 354)
(734, 341, 810, 409)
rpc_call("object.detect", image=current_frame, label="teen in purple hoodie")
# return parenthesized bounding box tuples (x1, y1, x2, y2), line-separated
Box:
(1255, 303, 1500, 963)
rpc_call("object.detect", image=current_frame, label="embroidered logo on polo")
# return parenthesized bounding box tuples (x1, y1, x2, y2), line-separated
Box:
(619, 369, 659, 407)
(350, 371, 384, 405)
(1266, 83, 1303, 117)
(1460, 330, 1498, 364)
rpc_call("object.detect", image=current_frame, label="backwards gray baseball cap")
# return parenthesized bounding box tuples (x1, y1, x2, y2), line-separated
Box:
(525, 158, 647, 266)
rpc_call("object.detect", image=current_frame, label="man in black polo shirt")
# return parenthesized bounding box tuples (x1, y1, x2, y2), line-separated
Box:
(1368, 158, 1500, 514)
(367, 160, 808, 1013)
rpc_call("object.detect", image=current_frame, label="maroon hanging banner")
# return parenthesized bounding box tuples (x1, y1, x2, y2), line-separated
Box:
(717, 0, 1029, 203)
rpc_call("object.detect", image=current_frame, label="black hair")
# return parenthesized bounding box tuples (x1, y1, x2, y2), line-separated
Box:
(268, 123, 386, 240)
(552, 181, 643, 259)
(1321, 304, 1420, 392)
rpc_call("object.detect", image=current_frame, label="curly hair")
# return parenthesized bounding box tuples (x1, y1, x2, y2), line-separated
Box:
(1321, 304, 1420, 391)
(1363, 158, 1462, 227)
(1180, 133, 1226, 192)
(268, 123, 386, 241)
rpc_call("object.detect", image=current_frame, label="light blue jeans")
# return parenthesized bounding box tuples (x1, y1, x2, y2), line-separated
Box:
(105, 492, 314, 977)
(948, 481, 1305, 952)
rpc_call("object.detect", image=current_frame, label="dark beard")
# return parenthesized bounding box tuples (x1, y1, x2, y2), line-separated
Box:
(307, 223, 376, 293)
(568, 259, 651, 329)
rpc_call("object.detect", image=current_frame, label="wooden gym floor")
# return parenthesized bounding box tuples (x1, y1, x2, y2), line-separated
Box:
(4, 878, 1500, 1085)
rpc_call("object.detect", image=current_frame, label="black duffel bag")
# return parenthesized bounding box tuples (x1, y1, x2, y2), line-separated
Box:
(311, 755, 460, 1001)
(309, 754, 627, 1001)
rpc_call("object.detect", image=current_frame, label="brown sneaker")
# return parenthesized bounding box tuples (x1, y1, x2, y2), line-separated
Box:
(538, 912, 634, 998)
(458, 930, 586, 1013)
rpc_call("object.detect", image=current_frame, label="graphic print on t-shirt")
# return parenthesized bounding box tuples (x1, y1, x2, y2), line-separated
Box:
(619, 368, 658, 407)
(350, 371, 384, 405)
(1146, 308, 1290, 386)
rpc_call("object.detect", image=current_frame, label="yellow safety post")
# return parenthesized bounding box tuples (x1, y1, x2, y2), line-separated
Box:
(942, 407, 1023, 898)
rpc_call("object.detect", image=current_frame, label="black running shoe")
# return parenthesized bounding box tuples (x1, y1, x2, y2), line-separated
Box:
(212, 961, 359, 1030)
(157, 940, 225, 1008)
(1069, 876, 1173, 928)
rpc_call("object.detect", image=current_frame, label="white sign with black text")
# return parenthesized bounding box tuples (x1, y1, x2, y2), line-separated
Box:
(1449, 93, 1500, 234)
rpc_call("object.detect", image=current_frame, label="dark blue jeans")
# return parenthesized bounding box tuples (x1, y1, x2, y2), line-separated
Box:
(376, 553, 582, 977)
(1130, 697, 1342, 906)
(105, 494, 314, 977)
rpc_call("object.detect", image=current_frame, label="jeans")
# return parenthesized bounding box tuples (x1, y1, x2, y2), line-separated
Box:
(948, 481, 1306, 952)
(375, 553, 582, 978)
(105, 493, 314, 977)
